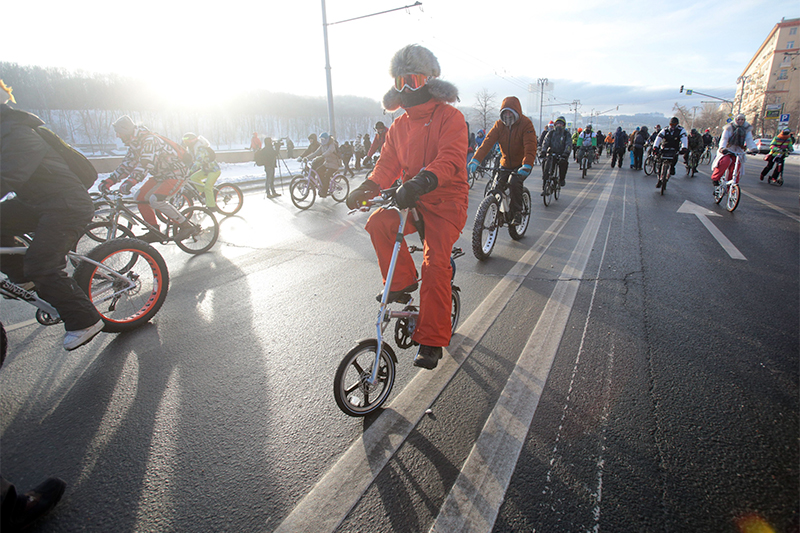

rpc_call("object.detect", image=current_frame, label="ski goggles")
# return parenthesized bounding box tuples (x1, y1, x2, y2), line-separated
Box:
(394, 74, 431, 92)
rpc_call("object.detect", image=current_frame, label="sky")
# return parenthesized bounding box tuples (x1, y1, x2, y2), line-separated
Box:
(3, 0, 798, 127)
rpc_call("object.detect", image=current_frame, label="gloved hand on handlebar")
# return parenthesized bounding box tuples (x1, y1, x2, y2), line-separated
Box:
(99, 178, 115, 194)
(395, 170, 438, 210)
(517, 164, 532, 178)
(467, 158, 479, 174)
(679, 147, 688, 155)
(119, 179, 136, 195)
(346, 179, 381, 210)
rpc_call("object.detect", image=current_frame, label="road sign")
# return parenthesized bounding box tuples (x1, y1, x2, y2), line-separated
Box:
(686, 89, 693, 96)
(780, 113, 790, 124)
(726, 117, 733, 123)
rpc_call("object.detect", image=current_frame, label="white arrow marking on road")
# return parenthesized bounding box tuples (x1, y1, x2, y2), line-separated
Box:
(677, 200, 746, 260)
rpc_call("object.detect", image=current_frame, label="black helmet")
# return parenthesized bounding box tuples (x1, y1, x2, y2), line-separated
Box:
(555, 116, 566, 126)
(670, 116, 679, 126)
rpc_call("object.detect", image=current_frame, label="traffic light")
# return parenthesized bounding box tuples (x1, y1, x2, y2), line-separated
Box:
(680, 85, 684, 93)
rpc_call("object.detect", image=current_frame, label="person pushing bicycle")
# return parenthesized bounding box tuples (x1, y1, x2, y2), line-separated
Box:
(540, 116, 572, 190)
(468, 96, 538, 226)
(100, 116, 194, 242)
(760, 127, 794, 183)
(346, 44, 468, 370)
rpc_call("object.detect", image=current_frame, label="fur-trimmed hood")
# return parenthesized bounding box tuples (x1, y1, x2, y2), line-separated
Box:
(383, 79, 459, 112)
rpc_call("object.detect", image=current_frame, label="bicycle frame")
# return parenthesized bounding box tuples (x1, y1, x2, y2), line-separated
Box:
(0, 246, 138, 322)
(722, 152, 743, 187)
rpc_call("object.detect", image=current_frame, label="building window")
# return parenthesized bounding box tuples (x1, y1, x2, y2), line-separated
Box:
(788, 41, 795, 49)
(778, 69, 789, 80)
(790, 27, 797, 35)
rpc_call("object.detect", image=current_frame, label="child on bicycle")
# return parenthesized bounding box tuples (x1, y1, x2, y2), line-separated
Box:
(468, 96, 538, 226)
(760, 128, 794, 182)
(182, 132, 221, 208)
(346, 44, 468, 370)
(710, 114, 756, 188)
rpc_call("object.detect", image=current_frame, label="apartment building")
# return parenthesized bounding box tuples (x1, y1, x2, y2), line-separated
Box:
(735, 17, 800, 135)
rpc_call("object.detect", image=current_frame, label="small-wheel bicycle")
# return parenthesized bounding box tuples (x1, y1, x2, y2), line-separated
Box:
(766, 154, 786, 187)
(289, 159, 350, 210)
(0, 237, 169, 365)
(541, 151, 564, 207)
(472, 169, 531, 260)
(333, 189, 463, 417)
(714, 151, 744, 212)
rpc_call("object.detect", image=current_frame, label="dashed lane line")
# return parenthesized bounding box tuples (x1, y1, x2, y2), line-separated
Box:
(273, 173, 610, 533)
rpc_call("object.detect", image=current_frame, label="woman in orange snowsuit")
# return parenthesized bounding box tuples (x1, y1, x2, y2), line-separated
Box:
(347, 44, 468, 370)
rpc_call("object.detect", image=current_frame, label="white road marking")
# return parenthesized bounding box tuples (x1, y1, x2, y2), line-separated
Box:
(742, 190, 800, 222)
(430, 176, 616, 532)
(274, 176, 608, 533)
(677, 200, 746, 260)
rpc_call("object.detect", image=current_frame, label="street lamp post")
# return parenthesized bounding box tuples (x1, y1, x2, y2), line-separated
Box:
(537, 78, 548, 134)
(735, 75, 751, 115)
(320, 1, 423, 137)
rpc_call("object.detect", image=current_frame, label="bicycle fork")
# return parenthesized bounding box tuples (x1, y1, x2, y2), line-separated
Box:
(370, 209, 409, 386)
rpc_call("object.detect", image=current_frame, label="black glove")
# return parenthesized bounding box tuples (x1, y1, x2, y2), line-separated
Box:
(395, 170, 438, 210)
(346, 179, 380, 210)
(679, 147, 688, 155)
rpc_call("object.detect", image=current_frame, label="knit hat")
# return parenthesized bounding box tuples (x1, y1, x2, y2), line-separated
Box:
(0, 79, 15, 104)
(112, 115, 136, 136)
(382, 44, 458, 112)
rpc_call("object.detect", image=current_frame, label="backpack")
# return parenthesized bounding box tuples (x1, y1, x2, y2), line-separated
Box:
(155, 133, 193, 167)
(35, 126, 98, 189)
(254, 147, 268, 166)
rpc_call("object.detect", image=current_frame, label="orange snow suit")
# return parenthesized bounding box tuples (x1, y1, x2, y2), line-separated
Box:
(364, 98, 469, 347)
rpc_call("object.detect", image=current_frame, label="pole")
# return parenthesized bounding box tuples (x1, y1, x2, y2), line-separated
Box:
(321, 0, 336, 137)
(538, 78, 548, 134)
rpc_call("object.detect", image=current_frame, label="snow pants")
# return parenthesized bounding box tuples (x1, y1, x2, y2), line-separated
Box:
(365, 200, 467, 347)
(189, 169, 221, 208)
(134, 178, 185, 226)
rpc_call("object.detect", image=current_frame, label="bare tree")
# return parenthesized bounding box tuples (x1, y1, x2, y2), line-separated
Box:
(473, 89, 498, 131)
(672, 102, 692, 128)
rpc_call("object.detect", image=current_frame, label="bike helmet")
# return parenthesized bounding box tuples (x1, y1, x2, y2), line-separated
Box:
(555, 116, 566, 126)
(578, 128, 583, 133)
(782, 127, 791, 134)
(182, 132, 198, 145)
(585, 124, 592, 131)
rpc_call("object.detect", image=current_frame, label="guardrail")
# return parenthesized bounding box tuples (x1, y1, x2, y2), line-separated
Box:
(88, 149, 302, 173)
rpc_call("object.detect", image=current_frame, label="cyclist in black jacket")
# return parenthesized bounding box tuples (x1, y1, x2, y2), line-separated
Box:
(0, 81, 103, 351)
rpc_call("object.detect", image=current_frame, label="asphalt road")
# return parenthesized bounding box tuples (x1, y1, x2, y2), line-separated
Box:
(1, 153, 797, 532)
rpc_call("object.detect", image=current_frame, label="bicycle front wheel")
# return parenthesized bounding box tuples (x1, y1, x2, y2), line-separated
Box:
(173, 207, 219, 254)
(290, 175, 316, 210)
(543, 180, 552, 207)
(215, 184, 243, 216)
(727, 184, 740, 212)
(509, 188, 531, 240)
(660, 161, 670, 195)
(330, 175, 349, 203)
(333, 340, 396, 417)
(451, 287, 461, 334)
(472, 195, 500, 260)
(73, 238, 169, 333)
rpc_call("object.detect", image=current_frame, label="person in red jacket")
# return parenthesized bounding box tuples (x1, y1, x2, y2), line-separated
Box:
(468, 96, 537, 225)
(347, 44, 468, 370)
(365, 121, 387, 163)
